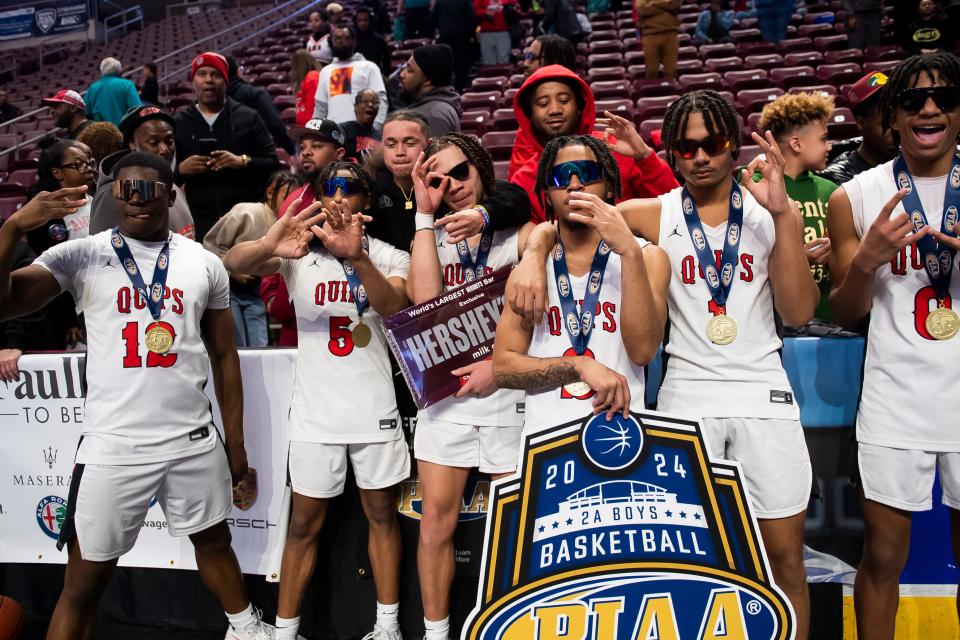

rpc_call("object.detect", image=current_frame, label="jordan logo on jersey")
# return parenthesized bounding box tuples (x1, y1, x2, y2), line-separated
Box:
(463, 410, 797, 639)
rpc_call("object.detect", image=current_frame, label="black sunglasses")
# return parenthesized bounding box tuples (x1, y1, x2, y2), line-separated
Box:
(429, 160, 471, 189)
(673, 135, 732, 160)
(58, 159, 96, 172)
(896, 86, 960, 113)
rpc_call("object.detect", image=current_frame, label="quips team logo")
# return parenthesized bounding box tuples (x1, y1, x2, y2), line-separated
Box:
(463, 410, 795, 640)
(36, 496, 67, 540)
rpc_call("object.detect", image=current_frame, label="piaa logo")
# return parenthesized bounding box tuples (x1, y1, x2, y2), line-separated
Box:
(463, 410, 795, 639)
(398, 476, 489, 522)
(36, 495, 68, 540)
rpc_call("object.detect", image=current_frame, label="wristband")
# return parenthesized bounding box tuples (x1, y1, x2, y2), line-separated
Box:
(415, 212, 435, 232)
(474, 204, 491, 229)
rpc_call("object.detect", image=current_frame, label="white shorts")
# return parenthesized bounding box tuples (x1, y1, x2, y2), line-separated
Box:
(414, 416, 522, 474)
(60, 441, 232, 562)
(288, 438, 410, 498)
(701, 417, 812, 519)
(858, 442, 960, 511)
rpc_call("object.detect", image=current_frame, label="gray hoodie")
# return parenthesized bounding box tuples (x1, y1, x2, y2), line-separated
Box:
(406, 86, 463, 137)
(89, 149, 196, 239)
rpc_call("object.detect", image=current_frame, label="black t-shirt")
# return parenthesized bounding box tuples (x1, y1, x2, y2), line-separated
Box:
(906, 16, 954, 53)
(340, 121, 382, 164)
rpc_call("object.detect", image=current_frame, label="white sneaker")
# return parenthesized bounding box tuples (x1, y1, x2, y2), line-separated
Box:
(362, 624, 403, 640)
(225, 608, 276, 640)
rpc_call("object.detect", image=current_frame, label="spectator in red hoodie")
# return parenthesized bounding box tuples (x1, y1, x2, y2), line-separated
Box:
(509, 65, 679, 222)
(290, 49, 322, 128)
(475, 0, 516, 65)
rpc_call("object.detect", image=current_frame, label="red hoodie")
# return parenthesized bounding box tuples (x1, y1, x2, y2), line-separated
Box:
(508, 65, 679, 222)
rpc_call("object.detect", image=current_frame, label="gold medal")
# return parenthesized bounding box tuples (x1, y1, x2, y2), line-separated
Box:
(405, 200, 413, 210)
(352, 321, 372, 348)
(706, 314, 737, 345)
(563, 381, 592, 397)
(144, 323, 174, 354)
(926, 305, 959, 340)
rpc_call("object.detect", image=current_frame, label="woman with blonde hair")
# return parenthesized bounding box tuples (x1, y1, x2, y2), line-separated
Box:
(290, 49, 322, 127)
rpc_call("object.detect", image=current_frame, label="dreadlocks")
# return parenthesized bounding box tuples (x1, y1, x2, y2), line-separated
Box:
(660, 89, 741, 169)
(534, 135, 621, 221)
(314, 160, 375, 201)
(424, 132, 497, 198)
(877, 51, 960, 146)
(264, 169, 304, 205)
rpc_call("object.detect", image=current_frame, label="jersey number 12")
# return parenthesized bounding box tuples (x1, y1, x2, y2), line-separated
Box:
(121, 321, 178, 368)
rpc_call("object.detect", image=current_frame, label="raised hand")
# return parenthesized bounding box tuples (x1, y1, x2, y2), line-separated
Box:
(506, 255, 549, 326)
(10, 186, 88, 232)
(855, 189, 930, 273)
(740, 130, 791, 216)
(436, 208, 485, 244)
(260, 193, 326, 259)
(597, 110, 652, 161)
(312, 198, 368, 260)
(804, 238, 832, 266)
(567, 191, 638, 256)
(412, 151, 449, 216)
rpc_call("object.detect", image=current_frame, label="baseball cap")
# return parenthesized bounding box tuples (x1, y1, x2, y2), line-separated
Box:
(41, 89, 85, 111)
(843, 71, 888, 109)
(289, 118, 344, 146)
(119, 105, 176, 145)
(190, 52, 229, 81)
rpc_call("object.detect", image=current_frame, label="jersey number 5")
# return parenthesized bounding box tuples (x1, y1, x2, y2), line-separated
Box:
(328, 316, 355, 356)
(121, 321, 178, 368)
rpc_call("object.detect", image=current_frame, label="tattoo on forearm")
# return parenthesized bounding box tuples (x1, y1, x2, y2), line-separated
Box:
(495, 362, 579, 390)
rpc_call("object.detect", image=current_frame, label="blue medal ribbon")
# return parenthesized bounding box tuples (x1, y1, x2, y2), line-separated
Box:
(680, 178, 745, 312)
(552, 239, 612, 355)
(110, 227, 171, 320)
(893, 154, 960, 301)
(455, 227, 494, 282)
(338, 235, 371, 319)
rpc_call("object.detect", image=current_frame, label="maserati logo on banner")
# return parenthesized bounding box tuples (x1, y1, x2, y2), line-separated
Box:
(463, 410, 795, 639)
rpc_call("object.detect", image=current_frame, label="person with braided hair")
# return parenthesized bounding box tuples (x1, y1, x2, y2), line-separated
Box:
(406, 132, 534, 640)
(225, 160, 412, 640)
(827, 51, 960, 638)
(492, 135, 670, 432)
(506, 89, 818, 638)
(508, 64, 678, 221)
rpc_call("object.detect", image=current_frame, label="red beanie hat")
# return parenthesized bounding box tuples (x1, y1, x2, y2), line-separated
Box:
(190, 52, 228, 81)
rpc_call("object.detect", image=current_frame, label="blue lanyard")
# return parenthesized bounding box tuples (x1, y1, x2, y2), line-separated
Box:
(552, 239, 612, 355)
(338, 235, 370, 318)
(680, 179, 745, 310)
(455, 227, 494, 282)
(110, 227, 171, 320)
(893, 154, 960, 301)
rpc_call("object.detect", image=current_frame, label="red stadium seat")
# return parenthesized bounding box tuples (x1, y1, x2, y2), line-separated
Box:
(280, 107, 296, 126)
(788, 84, 840, 98)
(744, 54, 784, 70)
(769, 66, 818, 90)
(460, 92, 501, 112)
(635, 95, 680, 121)
(6, 169, 37, 188)
(863, 60, 900, 74)
(864, 45, 906, 61)
(737, 42, 777, 57)
(590, 41, 623, 54)
(625, 50, 645, 67)
(813, 34, 849, 51)
(825, 48, 864, 64)
(500, 88, 519, 108)
(736, 88, 785, 116)
(471, 76, 508, 92)
(676, 46, 700, 60)
(509, 74, 526, 88)
(704, 57, 743, 74)
(638, 118, 664, 145)
(729, 28, 762, 43)
(0, 195, 25, 221)
(588, 30, 618, 42)
(677, 73, 722, 92)
(459, 111, 491, 136)
(778, 37, 815, 53)
(632, 78, 679, 98)
(699, 43, 738, 60)
(724, 69, 771, 92)
(493, 160, 510, 181)
(817, 62, 863, 86)
(784, 51, 824, 66)
(490, 108, 519, 131)
(482, 131, 517, 161)
(587, 53, 624, 68)
(595, 99, 635, 119)
(798, 23, 835, 38)
(737, 144, 763, 166)
(592, 80, 633, 100)
(827, 107, 859, 140)
(588, 67, 627, 83)
(674, 59, 705, 74)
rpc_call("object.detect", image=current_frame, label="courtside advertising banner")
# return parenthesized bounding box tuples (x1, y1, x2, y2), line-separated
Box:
(384, 266, 510, 409)
(0, 350, 294, 575)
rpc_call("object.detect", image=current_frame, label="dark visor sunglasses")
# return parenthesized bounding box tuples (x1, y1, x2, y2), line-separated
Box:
(112, 179, 169, 203)
(896, 86, 960, 113)
(322, 177, 364, 197)
(549, 160, 604, 189)
(429, 160, 470, 189)
(673, 135, 732, 160)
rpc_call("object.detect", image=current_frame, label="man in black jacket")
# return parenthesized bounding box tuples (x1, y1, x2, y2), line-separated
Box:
(174, 52, 279, 241)
(225, 56, 295, 156)
(355, 7, 391, 73)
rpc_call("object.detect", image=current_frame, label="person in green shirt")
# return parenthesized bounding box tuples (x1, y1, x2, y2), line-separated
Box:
(758, 92, 840, 324)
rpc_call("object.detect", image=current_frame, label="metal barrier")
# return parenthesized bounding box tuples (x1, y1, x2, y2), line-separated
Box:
(104, 5, 145, 44)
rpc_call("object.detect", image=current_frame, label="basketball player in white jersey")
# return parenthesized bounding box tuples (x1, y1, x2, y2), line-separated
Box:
(828, 52, 960, 638)
(0, 152, 272, 640)
(507, 91, 819, 637)
(224, 161, 411, 640)
(406, 133, 533, 640)
(493, 135, 669, 431)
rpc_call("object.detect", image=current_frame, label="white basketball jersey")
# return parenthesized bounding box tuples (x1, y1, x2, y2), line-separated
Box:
(847, 159, 960, 451)
(279, 238, 410, 443)
(421, 227, 524, 427)
(656, 186, 798, 420)
(523, 238, 648, 436)
(34, 231, 230, 465)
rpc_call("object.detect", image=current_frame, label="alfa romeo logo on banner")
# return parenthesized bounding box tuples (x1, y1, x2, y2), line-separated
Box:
(463, 410, 795, 639)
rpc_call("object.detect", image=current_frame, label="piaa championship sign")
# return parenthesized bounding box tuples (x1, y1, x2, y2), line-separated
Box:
(463, 410, 795, 640)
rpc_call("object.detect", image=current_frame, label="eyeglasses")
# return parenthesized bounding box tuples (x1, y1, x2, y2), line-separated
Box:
(896, 86, 960, 114)
(523, 51, 542, 62)
(322, 176, 364, 197)
(549, 160, 604, 189)
(357, 98, 380, 107)
(429, 160, 471, 188)
(673, 135, 732, 160)
(112, 179, 169, 203)
(57, 159, 96, 172)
